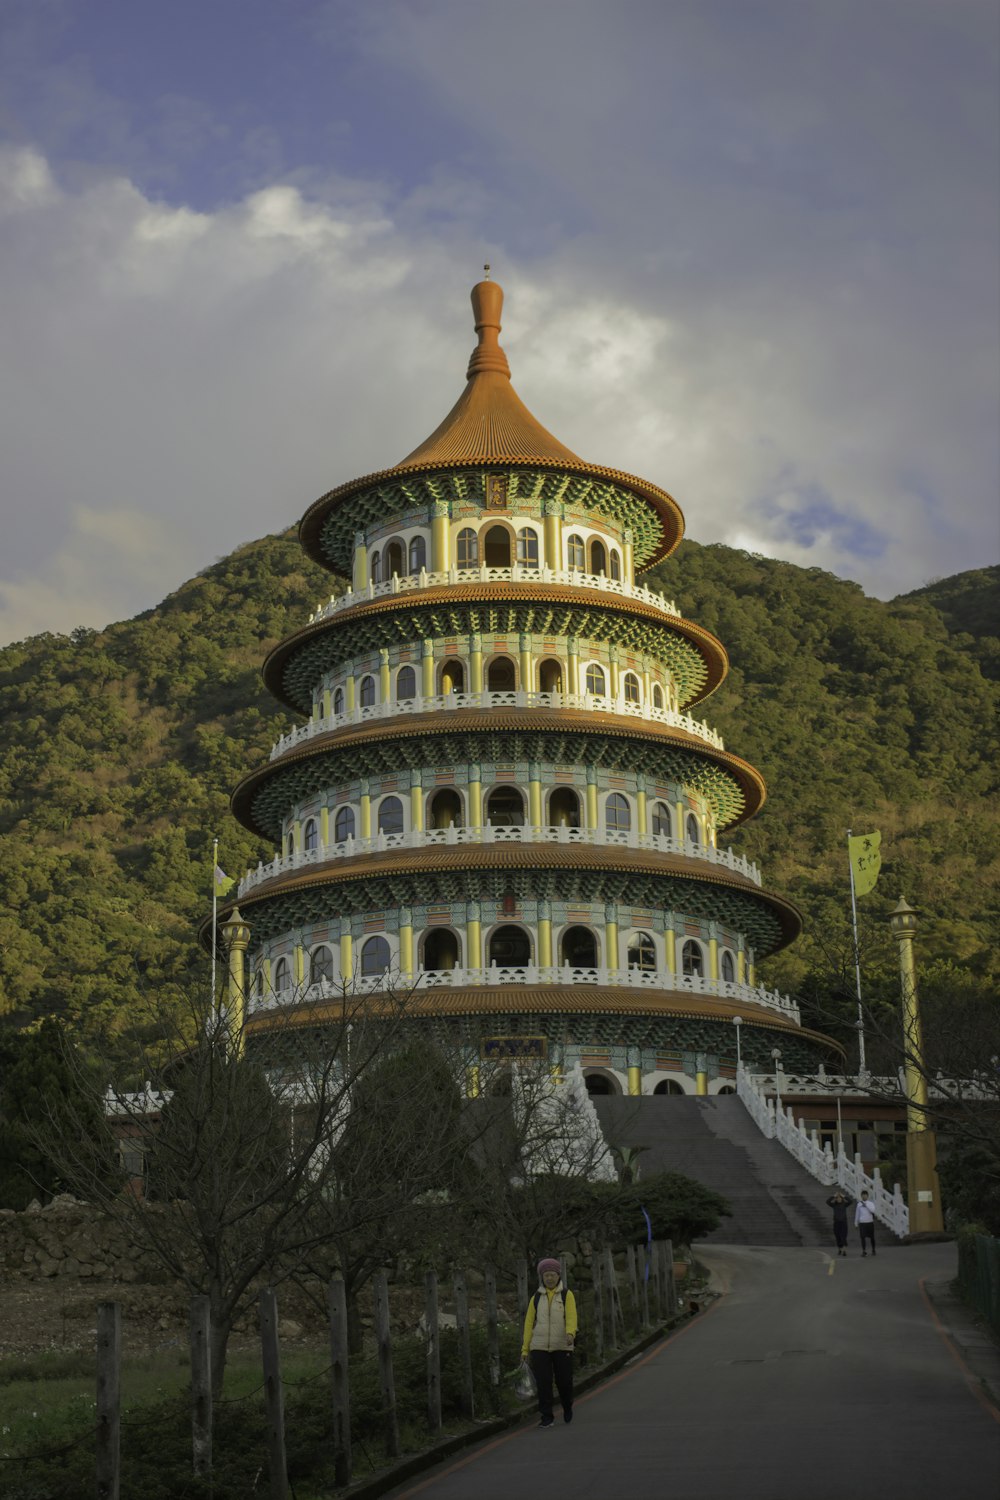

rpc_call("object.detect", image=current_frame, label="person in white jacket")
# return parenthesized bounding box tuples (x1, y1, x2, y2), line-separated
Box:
(854, 1191, 877, 1256)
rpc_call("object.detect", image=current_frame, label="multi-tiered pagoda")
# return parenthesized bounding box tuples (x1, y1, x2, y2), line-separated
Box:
(221, 274, 841, 1093)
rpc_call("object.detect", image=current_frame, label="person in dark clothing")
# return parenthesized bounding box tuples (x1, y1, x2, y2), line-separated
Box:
(826, 1191, 852, 1255)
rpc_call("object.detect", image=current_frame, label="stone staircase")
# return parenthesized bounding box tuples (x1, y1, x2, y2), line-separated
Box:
(592, 1095, 833, 1246)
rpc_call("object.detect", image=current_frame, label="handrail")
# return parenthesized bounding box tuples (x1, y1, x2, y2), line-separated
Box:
(736, 1068, 909, 1237)
(270, 689, 725, 760)
(307, 565, 682, 625)
(238, 825, 760, 896)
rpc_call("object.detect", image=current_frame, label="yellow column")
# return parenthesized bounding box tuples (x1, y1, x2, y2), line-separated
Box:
(538, 901, 553, 967)
(322, 687, 331, 719)
(399, 908, 414, 978)
(467, 1065, 481, 1098)
(220, 910, 250, 1046)
(737, 945, 746, 984)
(636, 787, 647, 833)
(586, 776, 599, 831)
(642, 667, 652, 704)
(567, 640, 579, 695)
(294, 944, 305, 986)
(421, 639, 435, 698)
(320, 806, 330, 848)
(410, 774, 423, 833)
(543, 503, 562, 570)
(352, 533, 368, 593)
(345, 671, 356, 713)
(528, 765, 542, 829)
(747, 956, 755, 987)
(379, 649, 391, 703)
(708, 933, 719, 982)
(469, 633, 483, 694)
(340, 928, 353, 983)
(605, 908, 619, 970)
(360, 782, 372, 840)
(609, 658, 620, 698)
(468, 767, 482, 828)
(623, 528, 634, 582)
(466, 903, 482, 970)
(665, 928, 676, 975)
(675, 800, 686, 840)
(431, 502, 449, 571)
(292, 818, 302, 852)
(695, 1068, 709, 1096)
(628, 1066, 642, 1097)
(519, 633, 532, 692)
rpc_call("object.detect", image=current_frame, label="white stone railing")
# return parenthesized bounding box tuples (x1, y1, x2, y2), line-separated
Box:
(307, 566, 682, 625)
(270, 689, 724, 760)
(250, 966, 798, 1022)
(737, 1068, 909, 1237)
(748, 1070, 995, 1102)
(104, 1082, 172, 1116)
(238, 826, 760, 897)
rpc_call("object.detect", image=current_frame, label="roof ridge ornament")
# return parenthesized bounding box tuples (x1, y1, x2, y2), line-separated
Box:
(466, 272, 511, 380)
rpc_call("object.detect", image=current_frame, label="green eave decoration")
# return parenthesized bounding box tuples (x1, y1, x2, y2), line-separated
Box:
(271, 603, 710, 713)
(236, 868, 791, 954)
(316, 468, 666, 575)
(237, 729, 751, 840)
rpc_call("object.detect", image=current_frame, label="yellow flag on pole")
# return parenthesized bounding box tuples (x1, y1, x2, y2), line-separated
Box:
(214, 864, 236, 897)
(848, 831, 881, 897)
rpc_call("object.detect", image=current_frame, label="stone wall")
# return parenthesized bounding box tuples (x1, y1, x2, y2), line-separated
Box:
(0, 1195, 165, 1283)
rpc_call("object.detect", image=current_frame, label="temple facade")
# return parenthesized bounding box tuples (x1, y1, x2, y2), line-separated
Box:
(221, 274, 842, 1094)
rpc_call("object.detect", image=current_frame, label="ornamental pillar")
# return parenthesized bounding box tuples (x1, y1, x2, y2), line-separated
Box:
(528, 763, 542, 830)
(665, 924, 677, 975)
(604, 902, 619, 970)
(359, 779, 372, 840)
(695, 1053, 709, 1096)
(379, 648, 391, 704)
(609, 646, 620, 700)
(320, 805, 330, 848)
(352, 532, 368, 593)
(468, 764, 482, 828)
(636, 775, 647, 834)
(469, 632, 483, 694)
(339, 921, 353, 983)
(622, 527, 634, 582)
(410, 770, 424, 834)
(737, 937, 746, 985)
(628, 1065, 642, 1097)
(220, 908, 250, 1048)
(294, 943, 305, 986)
(708, 923, 719, 982)
(567, 638, 580, 696)
(585, 767, 599, 831)
(345, 665, 356, 713)
(421, 639, 435, 698)
(538, 899, 553, 967)
(543, 499, 562, 570)
(431, 500, 450, 572)
(321, 687, 331, 719)
(675, 799, 686, 842)
(399, 907, 414, 979)
(466, 1065, 481, 1099)
(466, 901, 482, 970)
(519, 632, 532, 693)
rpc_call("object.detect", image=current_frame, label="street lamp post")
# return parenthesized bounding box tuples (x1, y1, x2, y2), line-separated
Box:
(771, 1047, 783, 1133)
(732, 1016, 743, 1073)
(889, 898, 944, 1234)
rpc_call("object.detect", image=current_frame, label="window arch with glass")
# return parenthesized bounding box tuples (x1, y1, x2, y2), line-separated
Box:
(273, 957, 290, 992)
(605, 793, 631, 832)
(681, 939, 705, 978)
(650, 800, 671, 836)
(457, 528, 478, 567)
(566, 534, 585, 571)
(408, 534, 426, 574)
(610, 550, 621, 581)
(361, 936, 391, 977)
(303, 818, 318, 852)
(623, 672, 640, 704)
(516, 527, 539, 567)
(721, 950, 736, 984)
(396, 665, 416, 701)
(334, 806, 355, 842)
(370, 553, 381, 585)
(377, 796, 404, 835)
(333, 686, 345, 716)
(309, 945, 334, 985)
(686, 813, 701, 845)
(628, 931, 656, 972)
(359, 675, 376, 708)
(585, 664, 607, 696)
(652, 683, 664, 709)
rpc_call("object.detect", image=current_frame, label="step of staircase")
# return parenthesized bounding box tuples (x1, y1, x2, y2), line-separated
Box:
(592, 1095, 834, 1247)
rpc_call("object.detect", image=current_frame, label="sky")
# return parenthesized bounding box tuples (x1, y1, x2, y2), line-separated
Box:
(1, 0, 998, 645)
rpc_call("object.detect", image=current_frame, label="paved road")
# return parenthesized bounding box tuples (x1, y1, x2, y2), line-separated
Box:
(386, 1243, 999, 1500)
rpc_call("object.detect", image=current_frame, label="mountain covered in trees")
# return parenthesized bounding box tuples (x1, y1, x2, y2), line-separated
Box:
(0, 536, 996, 1055)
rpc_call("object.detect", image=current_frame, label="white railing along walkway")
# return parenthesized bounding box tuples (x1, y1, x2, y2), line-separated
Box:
(736, 1067, 909, 1237)
(270, 689, 725, 760)
(238, 825, 760, 896)
(307, 566, 682, 625)
(250, 965, 799, 1022)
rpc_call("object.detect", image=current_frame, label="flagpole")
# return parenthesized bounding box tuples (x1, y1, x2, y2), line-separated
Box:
(846, 828, 868, 1078)
(211, 835, 219, 1014)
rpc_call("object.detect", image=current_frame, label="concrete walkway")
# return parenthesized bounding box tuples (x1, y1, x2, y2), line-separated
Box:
(385, 1242, 999, 1500)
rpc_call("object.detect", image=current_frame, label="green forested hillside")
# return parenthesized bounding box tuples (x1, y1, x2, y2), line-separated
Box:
(0, 536, 996, 1053)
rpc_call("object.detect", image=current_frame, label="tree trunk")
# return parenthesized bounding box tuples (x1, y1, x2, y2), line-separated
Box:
(346, 1288, 364, 1356)
(208, 1304, 233, 1402)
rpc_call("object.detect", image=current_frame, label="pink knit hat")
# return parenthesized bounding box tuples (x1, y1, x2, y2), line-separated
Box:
(537, 1258, 561, 1277)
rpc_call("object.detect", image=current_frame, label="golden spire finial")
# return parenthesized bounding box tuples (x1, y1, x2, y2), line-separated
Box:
(467, 271, 509, 379)
(483, 262, 491, 280)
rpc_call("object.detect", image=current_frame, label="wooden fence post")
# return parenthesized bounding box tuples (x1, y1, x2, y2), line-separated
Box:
(328, 1276, 352, 1487)
(484, 1265, 500, 1392)
(189, 1295, 212, 1480)
(625, 1244, 640, 1334)
(651, 1239, 663, 1321)
(591, 1255, 604, 1364)
(640, 1242, 651, 1327)
(663, 1239, 678, 1316)
(601, 1246, 618, 1349)
(424, 1270, 442, 1435)
(96, 1301, 121, 1500)
(373, 1271, 400, 1457)
(453, 1272, 475, 1419)
(259, 1288, 288, 1500)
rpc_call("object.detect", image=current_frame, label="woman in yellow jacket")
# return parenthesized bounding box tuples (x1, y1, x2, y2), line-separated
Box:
(521, 1257, 577, 1427)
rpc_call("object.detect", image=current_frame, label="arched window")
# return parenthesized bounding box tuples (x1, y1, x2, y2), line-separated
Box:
(590, 538, 607, 575)
(333, 686, 345, 716)
(359, 675, 376, 708)
(516, 528, 539, 567)
(385, 540, 404, 578)
(254, 968, 265, 999)
(273, 957, 290, 992)
(628, 931, 656, 971)
(548, 788, 580, 829)
(440, 659, 464, 694)
(361, 935, 391, 977)
(486, 786, 525, 827)
(303, 818, 318, 852)
(652, 683, 664, 709)
(538, 658, 562, 693)
(567, 534, 585, 571)
(424, 928, 460, 970)
(560, 925, 597, 967)
(488, 925, 531, 967)
(285, 830, 295, 857)
(396, 665, 416, 701)
(457, 528, 478, 566)
(682, 940, 705, 978)
(721, 950, 737, 984)
(623, 672, 640, 705)
(309, 945, 334, 985)
(428, 788, 463, 829)
(408, 534, 426, 574)
(605, 793, 631, 832)
(610, 550, 621, 581)
(334, 806, 355, 842)
(654, 1078, 684, 1095)
(585, 664, 606, 696)
(484, 525, 511, 567)
(370, 553, 381, 585)
(650, 801, 671, 836)
(487, 656, 516, 691)
(377, 796, 404, 835)
(686, 813, 701, 845)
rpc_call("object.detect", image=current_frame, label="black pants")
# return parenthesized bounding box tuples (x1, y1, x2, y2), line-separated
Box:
(833, 1221, 848, 1249)
(859, 1221, 876, 1253)
(529, 1349, 573, 1419)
